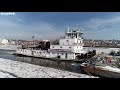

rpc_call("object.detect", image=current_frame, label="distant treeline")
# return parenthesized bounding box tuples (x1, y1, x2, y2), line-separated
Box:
(84, 46, 120, 48)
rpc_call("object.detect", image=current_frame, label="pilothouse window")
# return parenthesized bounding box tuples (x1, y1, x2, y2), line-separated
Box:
(66, 40, 69, 42)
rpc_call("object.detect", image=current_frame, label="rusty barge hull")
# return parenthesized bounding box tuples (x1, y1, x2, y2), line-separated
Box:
(80, 66, 120, 78)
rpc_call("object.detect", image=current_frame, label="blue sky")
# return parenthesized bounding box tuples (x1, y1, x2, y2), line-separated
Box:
(0, 12, 120, 40)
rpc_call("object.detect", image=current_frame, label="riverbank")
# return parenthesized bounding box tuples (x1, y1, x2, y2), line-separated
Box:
(0, 58, 98, 78)
(0, 45, 21, 51)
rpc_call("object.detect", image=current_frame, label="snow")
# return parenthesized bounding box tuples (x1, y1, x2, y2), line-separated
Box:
(0, 71, 16, 78)
(0, 58, 98, 78)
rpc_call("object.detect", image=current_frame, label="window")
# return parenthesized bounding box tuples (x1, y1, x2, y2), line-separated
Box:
(69, 47, 71, 48)
(57, 53, 59, 54)
(62, 53, 63, 55)
(76, 34, 77, 38)
(66, 40, 69, 42)
(52, 46, 54, 48)
(60, 46, 62, 48)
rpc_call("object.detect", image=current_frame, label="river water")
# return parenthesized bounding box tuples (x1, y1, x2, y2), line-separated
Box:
(0, 49, 82, 73)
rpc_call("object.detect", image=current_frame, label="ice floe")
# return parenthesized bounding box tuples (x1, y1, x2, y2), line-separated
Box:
(0, 58, 98, 78)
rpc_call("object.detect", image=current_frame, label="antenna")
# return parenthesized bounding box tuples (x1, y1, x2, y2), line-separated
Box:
(67, 26, 70, 32)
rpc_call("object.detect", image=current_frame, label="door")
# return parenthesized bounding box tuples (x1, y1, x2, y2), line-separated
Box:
(65, 53, 67, 59)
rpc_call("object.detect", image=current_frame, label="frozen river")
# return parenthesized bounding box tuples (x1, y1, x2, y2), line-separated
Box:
(0, 49, 82, 73)
(0, 47, 99, 78)
(0, 58, 98, 78)
(1, 46, 119, 78)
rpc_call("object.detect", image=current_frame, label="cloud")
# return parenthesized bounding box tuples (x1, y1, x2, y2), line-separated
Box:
(83, 16, 120, 30)
(0, 14, 64, 40)
(81, 15, 120, 39)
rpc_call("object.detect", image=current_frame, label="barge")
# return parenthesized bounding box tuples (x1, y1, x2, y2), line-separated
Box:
(80, 62, 120, 78)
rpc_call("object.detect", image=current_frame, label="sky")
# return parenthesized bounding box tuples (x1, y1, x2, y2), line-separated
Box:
(0, 12, 120, 40)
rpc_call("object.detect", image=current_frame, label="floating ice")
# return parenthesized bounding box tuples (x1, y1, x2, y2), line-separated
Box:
(0, 58, 98, 78)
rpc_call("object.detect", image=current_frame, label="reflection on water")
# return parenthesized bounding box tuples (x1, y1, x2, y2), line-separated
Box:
(0, 50, 82, 73)
(16, 56, 82, 73)
(0, 50, 16, 60)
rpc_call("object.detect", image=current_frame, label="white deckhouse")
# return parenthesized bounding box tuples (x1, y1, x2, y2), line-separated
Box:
(49, 27, 87, 60)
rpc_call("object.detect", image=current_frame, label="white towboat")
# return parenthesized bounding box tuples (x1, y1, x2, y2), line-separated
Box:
(15, 27, 91, 60)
